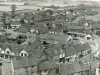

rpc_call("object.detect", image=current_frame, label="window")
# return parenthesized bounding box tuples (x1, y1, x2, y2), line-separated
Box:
(25, 54, 27, 57)
(84, 63, 87, 66)
(6, 51, 10, 54)
(5, 55, 8, 59)
(21, 53, 23, 57)
(88, 62, 90, 65)
(0, 68, 2, 75)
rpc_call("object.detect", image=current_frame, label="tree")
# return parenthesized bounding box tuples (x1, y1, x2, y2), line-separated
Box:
(45, 9, 53, 16)
(1, 12, 6, 25)
(78, 17, 86, 26)
(11, 4, 17, 18)
(37, 8, 40, 13)
(1, 13, 11, 29)
(20, 18, 25, 24)
(17, 39, 22, 44)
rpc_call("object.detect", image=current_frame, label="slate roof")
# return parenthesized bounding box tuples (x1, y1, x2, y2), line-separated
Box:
(30, 49, 44, 60)
(45, 45, 60, 57)
(60, 63, 74, 75)
(67, 26, 84, 30)
(11, 21, 21, 25)
(0, 43, 31, 54)
(72, 44, 83, 53)
(72, 61, 82, 72)
(37, 61, 56, 72)
(40, 33, 70, 43)
(49, 28, 63, 33)
(12, 57, 30, 69)
(19, 25, 29, 33)
(48, 69, 56, 75)
(64, 43, 91, 57)
(37, 27, 48, 34)
(7, 34, 19, 39)
(81, 43, 91, 51)
(12, 56, 38, 69)
(60, 60, 90, 75)
(65, 46, 77, 56)
(28, 38, 42, 49)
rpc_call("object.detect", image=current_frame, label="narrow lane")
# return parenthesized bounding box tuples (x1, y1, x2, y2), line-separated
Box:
(81, 34, 100, 61)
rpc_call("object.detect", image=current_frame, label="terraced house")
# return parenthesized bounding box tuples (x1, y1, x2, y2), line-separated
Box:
(0, 43, 31, 59)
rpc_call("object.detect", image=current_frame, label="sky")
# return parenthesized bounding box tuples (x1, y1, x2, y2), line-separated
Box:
(68, 0, 100, 1)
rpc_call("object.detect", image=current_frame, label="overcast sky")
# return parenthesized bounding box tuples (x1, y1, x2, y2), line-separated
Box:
(70, 0, 100, 1)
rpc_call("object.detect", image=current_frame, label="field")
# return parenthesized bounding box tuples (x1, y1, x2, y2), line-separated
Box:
(0, 5, 41, 12)
(0, 1, 85, 12)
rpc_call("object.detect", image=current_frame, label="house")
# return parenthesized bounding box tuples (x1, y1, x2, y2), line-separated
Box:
(11, 57, 39, 75)
(37, 61, 57, 75)
(28, 38, 42, 49)
(55, 14, 66, 22)
(53, 20, 64, 29)
(18, 25, 29, 33)
(44, 44, 60, 61)
(49, 28, 63, 34)
(7, 34, 19, 41)
(66, 25, 85, 33)
(59, 42, 92, 62)
(59, 60, 90, 75)
(10, 21, 21, 29)
(30, 28, 39, 33)
(0, 29, 6, 36)
(19, 46, 31, 57)
(0, 57, 12, 75)
(72, 43, 92, 57)
(64, 45, 77, 62)
(67, 31, 93, 40)
(81, 43, 92, 55)
(0, 43, 31, 58)
(37, 27, 48, 34)
(40, 33, 72, 44)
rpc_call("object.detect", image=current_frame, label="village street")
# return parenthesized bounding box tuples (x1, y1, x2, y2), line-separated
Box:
(81, 34, 100, 62)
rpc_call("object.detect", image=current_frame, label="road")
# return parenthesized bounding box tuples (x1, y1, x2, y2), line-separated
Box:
(81, 34, 100, 62)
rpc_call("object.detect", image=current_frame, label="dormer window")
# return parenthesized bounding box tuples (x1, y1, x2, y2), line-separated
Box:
(25, 54, 27, 57)
(20, 49, 28, 57)
(7, 51, 10, 54)
(21, 53, 23, 57)
(84, 63, 87, 66)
